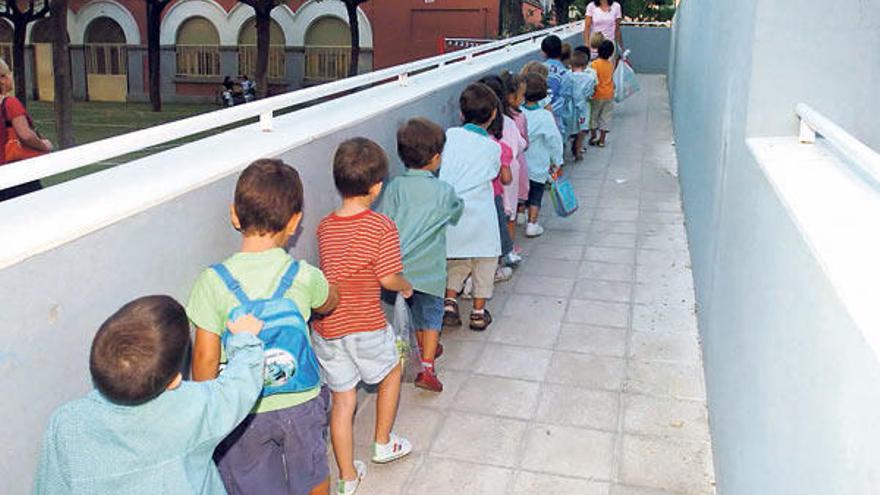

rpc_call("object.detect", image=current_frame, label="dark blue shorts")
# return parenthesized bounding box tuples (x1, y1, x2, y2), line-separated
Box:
(215, 387, 330, 495)
(527, 180, 546, 207)
(408, 290, 444, 332)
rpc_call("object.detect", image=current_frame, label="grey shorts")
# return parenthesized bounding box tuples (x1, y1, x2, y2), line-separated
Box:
(312, 326, 400, 392)
(591, 99, 614, 131)
(215, 387, 330, 495)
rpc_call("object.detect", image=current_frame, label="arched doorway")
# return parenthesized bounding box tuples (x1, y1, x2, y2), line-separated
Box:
(175, 16, 220, 77)
(31, 18, 55, 101)
(85, 17, 127, 102)
(238, 18, 285, 80)
(303, 16, 350, 83)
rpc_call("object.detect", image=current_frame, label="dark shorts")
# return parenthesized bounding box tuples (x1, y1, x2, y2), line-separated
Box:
(527, 180, 546, 208)
(408, 290, 444, 331)
(495, 195, 513, 256)
(215, 387, 330, 495)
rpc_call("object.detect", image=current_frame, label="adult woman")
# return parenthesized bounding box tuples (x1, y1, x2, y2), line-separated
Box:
(0, 58, 53, 201)
(584, 0, 624, 61)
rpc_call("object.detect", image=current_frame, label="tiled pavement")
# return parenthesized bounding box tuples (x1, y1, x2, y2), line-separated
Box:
(343, 75, 716, 494)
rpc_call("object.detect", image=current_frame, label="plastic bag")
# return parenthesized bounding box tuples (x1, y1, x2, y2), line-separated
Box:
(614, 49, 640, 103)
(391, 293, 422, 382)
(550, 170, 579, 217)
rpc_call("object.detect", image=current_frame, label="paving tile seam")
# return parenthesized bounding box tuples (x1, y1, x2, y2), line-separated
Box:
(426, 452, 615, 484)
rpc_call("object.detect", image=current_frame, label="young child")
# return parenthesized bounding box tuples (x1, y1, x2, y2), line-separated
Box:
(378, 118, 463, 392)
(439, 83, 502, 331)
(34, 296, 265, 493)
(590, 39, 616, 148)
(569, 50, 598, 160)
(188, 159, 338, 495)
(520, 61, 552, 111)
(561, 42, 573, 68)
(541, 35, 573, 136)
(521, 72, 564, 237)
(481, 73, 524, 268)
(313, 138, 413, 495)
(503, 71, 532, 228)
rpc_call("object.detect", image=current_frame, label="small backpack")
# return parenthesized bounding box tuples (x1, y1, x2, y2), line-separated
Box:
(212, 261, 321, 396)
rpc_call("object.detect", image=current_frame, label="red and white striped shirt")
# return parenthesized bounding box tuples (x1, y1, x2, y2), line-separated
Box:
(313, 209, 403, 339)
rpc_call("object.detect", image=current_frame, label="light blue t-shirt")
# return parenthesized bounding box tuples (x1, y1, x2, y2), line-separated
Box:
(33, 333, 264, 495)
(438, 124, 502, 259)
(545, 58, 574, 134)
(522, 103, 564, 183)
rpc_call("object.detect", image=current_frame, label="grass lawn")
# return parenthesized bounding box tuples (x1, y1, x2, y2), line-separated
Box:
(25, 100, 219, 185)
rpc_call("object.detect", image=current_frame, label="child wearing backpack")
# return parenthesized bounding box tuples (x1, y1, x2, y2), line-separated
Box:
(33, 296, 265, 494)
(187, 159, 339, 495)
(313, 138, 414, 495)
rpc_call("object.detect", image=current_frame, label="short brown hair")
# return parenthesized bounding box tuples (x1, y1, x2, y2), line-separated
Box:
(519, 60, 548, 79)
(234, 159, 304, 235)
(460, 83, 498, 126)
(524, 72, 548, 102)
(90, 295, 190, 406)
(333, 137, 389, 197)
(397, 118, 446, 169)
(571, 51, 589, 69)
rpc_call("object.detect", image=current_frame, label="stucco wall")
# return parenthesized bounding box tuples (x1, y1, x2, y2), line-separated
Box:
(669, 0, 880, 493)
(0, 29, 581, 492)
(620, 25, 669, 74)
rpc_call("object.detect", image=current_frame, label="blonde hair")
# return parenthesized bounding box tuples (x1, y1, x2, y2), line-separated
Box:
(590, 31, 606, 50)
(519, 60, 548, 79)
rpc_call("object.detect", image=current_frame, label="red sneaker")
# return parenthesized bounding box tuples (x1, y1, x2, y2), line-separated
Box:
(415, 369, 443, 392)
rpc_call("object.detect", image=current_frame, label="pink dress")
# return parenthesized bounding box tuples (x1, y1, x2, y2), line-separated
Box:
(492, 139, 513, 197)
(510, 111, 530, 203)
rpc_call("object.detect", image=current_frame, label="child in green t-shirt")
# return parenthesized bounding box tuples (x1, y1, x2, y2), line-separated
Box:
(187, 159, 339, 495)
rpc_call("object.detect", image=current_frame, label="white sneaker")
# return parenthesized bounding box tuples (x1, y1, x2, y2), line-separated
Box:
(516, 212, 527, 225)
(505, 251, 523, 266)
(337, 460, 366, 495)
(525, 222, 544, 238)
(495, 265, 514, 282)
(372, 433, 413, 464)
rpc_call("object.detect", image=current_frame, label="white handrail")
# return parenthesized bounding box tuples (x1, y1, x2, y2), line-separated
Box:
(796, 103, 880, 185)
(0, 21, 582, 191)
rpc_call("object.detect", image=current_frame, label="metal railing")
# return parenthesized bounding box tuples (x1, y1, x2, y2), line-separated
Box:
(0, 21, 582, 190)
(796, 103, 880, 185)
(175, 44, 221, 77)
(304, 46, 351, 82)
(238, 45, 286, 79)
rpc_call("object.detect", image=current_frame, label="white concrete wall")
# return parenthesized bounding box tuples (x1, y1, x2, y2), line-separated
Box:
(669, 0, 880, 493)
(0, 30, 582, 492)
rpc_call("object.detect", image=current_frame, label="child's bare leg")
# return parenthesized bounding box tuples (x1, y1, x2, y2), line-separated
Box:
(598, 130, 608, 145)
(507, 220, 516, 244)
(374, 362, 402, 444)
(473, 297, 487, 311)
(589, 129, 598, 144)
(330, 389, 358, 480)
(308, 478, 330, 495)
(420, 330, 439, 362)
(575, 131, 586, 159)
(528, 205, 540, 223)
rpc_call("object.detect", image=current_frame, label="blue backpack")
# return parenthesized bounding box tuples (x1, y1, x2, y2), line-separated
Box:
(212, 261, 321, 397)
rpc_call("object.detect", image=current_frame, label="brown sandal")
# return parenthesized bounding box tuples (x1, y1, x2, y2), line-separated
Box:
(469, 309, 493, 331)
(443, 299, 461, 327)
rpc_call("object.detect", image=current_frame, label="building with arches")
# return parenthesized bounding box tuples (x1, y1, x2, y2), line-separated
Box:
(1, 0, 500, 103)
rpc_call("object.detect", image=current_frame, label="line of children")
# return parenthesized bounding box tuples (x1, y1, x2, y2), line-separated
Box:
(33, 36, 613, 495)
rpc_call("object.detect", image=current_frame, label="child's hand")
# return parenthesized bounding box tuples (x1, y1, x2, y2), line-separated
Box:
(226, 314, 264, 336)
(400, 280, 414, 299)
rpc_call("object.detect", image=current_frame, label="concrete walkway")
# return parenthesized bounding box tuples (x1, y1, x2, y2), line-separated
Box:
(348, 75, 715, 495)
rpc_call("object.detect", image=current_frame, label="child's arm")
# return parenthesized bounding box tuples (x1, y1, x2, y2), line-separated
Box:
(314, 283, 339, 315)
(380, 273, 413, 298)
(192, 328, 221, 381)
(500, 165, 512, 185)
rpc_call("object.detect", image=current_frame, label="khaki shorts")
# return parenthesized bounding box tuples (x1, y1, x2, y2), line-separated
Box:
(447, 257, 498, 299)
(591, 99, 614, 131)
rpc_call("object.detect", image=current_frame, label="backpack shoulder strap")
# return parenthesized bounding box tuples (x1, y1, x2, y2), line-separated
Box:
(271, 260, 300, 299)
(211, 263, 251, 305)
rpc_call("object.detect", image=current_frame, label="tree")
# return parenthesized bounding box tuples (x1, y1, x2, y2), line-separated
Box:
(49, 0, 71, 147)
(0, 0, 50, 104)
(238, 0, 282, 98)
(500, 0, 524, 37)
(554, 0, 573, 24)
(146, 0, 171, 112)
(341, 0, 366, 77)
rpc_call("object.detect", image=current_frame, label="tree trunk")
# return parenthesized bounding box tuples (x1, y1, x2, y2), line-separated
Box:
(11, 20, 27, 104)
(50, 0, 73, 148)
(146, 1, 163, 112)
(345, 2, 359, 77)
(254, 9, 270, 98)
(500, 0, 524, 36)
(555, 0, 571, 25)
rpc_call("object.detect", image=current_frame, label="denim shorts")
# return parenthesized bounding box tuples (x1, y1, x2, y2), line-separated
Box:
(527, 180, 546, 207)
(215, 387, 330, 495)
(312, 326, 400, 392)
(407, 290, 444, 331)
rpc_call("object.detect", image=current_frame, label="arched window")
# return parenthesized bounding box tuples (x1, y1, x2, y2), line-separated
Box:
(85, 17, 126, 75)
(175, 16, 220, 77)
(304, 16, 350, 83)
(238, 18, 285, 79)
